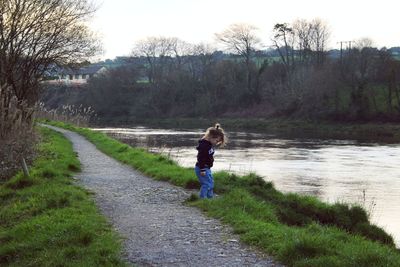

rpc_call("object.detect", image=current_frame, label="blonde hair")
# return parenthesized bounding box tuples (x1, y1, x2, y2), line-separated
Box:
(204, 123, 227, 147)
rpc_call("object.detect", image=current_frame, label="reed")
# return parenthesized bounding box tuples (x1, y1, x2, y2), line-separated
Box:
(36, 102, 96, 127)
(0, 84, 37, 180)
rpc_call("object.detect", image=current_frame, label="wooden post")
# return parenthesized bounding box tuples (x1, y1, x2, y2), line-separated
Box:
(22, 157, 30, 177)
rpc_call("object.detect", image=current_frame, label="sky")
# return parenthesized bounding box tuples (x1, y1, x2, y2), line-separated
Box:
(90, 0, 400, 60)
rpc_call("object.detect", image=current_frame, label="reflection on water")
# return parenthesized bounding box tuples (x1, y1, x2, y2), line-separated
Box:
(93, 127, 400, 247)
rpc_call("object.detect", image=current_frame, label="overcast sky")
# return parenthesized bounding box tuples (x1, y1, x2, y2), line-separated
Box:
(90, 0, 400, 60)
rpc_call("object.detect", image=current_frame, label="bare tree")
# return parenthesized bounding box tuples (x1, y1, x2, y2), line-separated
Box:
(355, 38, 374, 50)
(0, 0, 100, 177)
(0, 0, 100, 105)
(292, 18, 330, 66)
(215, 23, 261, 95)
(133, 37, 158, 83)
(132, 36, 178, 83)
(293, 19, 313, 64)
(309, 18, 330, 65)
(186, 43, 215, 80)
(169, 37, 191, 69)
(271, 19, 330, 115)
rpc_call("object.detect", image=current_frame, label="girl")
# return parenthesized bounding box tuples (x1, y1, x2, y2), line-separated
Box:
(195, 123, 227, 199)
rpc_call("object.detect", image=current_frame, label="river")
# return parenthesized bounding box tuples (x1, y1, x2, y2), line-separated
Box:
(93, 126, 400, 247)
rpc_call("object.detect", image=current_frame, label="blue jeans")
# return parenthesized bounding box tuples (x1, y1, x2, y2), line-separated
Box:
(195, 166, 214, 199)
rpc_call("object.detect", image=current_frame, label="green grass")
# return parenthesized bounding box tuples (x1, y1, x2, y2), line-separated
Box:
(191, 189, 400, 267)
(0, 127, 127, 266)
(42, 120, 400, 266)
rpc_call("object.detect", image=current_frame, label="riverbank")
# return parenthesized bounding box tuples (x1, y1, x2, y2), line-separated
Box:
(0, 127, 126, 266)
(43, 120, 400, 266)
(96, 117, 400, 143)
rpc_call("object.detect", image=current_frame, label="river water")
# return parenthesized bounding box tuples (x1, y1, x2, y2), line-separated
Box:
(93, 126, 400, 247)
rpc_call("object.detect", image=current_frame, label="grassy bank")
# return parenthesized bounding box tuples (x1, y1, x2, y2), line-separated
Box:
(0, 127, 126, 266)
(44, 120, 400, 267)
(97, 117, 400, 143)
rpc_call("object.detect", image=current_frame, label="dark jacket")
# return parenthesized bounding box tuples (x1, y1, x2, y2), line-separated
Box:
(195, 139, 214, 171)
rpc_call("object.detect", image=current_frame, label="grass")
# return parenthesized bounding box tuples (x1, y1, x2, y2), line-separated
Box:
(0, 127, 127, 266)
(191, 189, 400, 267)
(42, 120, 400, 267)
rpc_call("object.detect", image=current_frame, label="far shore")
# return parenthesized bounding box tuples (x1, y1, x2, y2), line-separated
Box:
(92, 117, 400, 143)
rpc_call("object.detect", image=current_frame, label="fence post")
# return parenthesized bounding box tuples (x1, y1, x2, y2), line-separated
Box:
(22, 157, 30, 177)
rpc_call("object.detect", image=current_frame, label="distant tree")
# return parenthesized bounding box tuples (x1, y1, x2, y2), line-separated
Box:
(309, 18, 330, 65)
(293, 19, 313, 64)
(272, 23, 295, 74)
(132, 36, 179, 83)
(375, 48, 395, 113)
(169, 37, 191, 70)
(355, 38, 374, 50)
(340, 38, 380, 118)
(132, 37, 158, 83)
(215, 23, 261, 99)
(186, 43, 215, 81)
(292, 18, 330, 65)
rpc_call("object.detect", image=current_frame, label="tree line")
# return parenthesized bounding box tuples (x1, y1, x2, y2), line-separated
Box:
(52, 19, 399, 124)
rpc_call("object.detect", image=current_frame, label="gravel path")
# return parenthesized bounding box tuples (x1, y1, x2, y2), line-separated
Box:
(44, 125, 282, 267)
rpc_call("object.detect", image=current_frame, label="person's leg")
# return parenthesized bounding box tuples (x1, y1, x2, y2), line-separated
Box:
(195, 166, 208, 198)
(205, 169, 214, 198)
